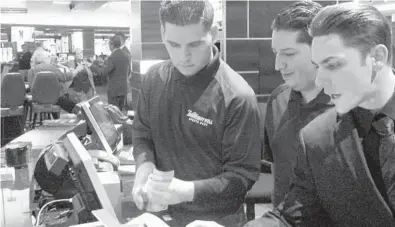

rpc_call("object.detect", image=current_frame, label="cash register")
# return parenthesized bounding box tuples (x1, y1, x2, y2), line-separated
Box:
(33, 132, 118, 226)
(35, 133, 169, 227)
(61, 133, 117, 223)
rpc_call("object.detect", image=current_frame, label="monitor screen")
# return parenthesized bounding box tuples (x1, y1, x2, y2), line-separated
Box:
(63, 132, 117, 223)
(80, 96, 120, 154)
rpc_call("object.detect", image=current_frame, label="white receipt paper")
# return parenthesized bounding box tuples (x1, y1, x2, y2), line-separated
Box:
(92, 209, 170, 227)
(126, 213, 170, 227)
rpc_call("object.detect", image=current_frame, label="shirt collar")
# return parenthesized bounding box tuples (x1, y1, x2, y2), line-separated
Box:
(289, 89, 330, 106)
(380, 88, 395, 120)
(348, 88, 395, 138)
(174, 45, 220, 85)
(112, 48, 120, 53)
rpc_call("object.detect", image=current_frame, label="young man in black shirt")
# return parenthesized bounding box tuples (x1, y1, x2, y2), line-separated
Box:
(131, 1, 261, 226)
(263, 0, 332, 207)
(18, 44, 32, 81)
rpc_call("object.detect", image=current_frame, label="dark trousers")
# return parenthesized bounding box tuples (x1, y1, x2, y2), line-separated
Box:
(108, 94, 127, 111)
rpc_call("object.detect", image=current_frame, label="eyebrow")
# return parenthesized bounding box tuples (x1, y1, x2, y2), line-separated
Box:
(312, 56, 337, 66)
(272, 48, 295, 52)
(166, 40, 179, 45)
(280, 48, 295, 51)
(166, 40, 202, 45)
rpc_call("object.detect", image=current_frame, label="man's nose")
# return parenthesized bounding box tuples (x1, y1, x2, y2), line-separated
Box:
(274, 54, 285, 71)
(315, 69, 329, 87)
(181, 46, 192, 58)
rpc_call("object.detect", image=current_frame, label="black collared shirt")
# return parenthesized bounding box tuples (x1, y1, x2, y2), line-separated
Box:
(350, 89, 395, 212)
(19, 51, 32, 70)
(349, 89, 395, 137)
(263, 84, 332, 206)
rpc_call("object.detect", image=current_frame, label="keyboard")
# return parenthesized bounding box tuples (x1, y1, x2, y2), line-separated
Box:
(42, 119, 80, 127)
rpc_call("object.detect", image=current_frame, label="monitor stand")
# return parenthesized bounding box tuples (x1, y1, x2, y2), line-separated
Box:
(97, 171, 122, 219)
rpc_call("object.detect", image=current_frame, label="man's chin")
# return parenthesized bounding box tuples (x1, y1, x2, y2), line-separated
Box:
(177, 68, 196, 77)
(333, 93, 365, 115)
(284, 80, 297, 89)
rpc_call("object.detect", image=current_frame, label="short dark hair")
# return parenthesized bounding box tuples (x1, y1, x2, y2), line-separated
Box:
(271, 0, 322, 45)
(159, 0, 214, 32)
(110, 35, 122, 49)
(310, 3, 392, 64)
(115, 32, 126, 43)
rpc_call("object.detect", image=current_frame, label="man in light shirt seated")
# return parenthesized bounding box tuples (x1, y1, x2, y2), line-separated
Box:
(27, 50, 78, 114)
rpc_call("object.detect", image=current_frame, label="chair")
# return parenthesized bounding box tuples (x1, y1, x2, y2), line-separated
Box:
(245, 161, 273, 220)
(1, 72, 27, 145)
(1, 64, 11, 78)
(29, 71, 62, 128)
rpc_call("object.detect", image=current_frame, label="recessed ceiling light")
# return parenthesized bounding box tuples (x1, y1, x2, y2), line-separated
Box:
(53, 0, 71, 5)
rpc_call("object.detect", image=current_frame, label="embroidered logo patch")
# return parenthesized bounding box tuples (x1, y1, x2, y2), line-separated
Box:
(186, 109, 213, 127)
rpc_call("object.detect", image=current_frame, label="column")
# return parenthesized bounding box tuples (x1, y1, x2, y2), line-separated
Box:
(129, 0, 170, 109)
(82, 29, 95, 59)
(224, 0, 350, 96)
(129, 0, 143, 110)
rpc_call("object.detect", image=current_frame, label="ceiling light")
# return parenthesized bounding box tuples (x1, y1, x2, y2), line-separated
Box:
(53, 0, 71, 5)
(374, 3, 395, 12)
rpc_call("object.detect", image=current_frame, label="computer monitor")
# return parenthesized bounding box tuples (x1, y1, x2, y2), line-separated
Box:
(63, 132, 117, 224)
(80, 96, 121, 155)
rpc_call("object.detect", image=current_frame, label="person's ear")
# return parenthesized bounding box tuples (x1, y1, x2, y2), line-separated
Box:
(161, 24, 165, 42)
(210, 24, 219, 43)
(371, 44, 388, 72)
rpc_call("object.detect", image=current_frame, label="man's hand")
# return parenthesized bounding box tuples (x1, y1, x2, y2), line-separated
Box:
(186, 220, 224, 227)
(132, 185, 148, 210)
(167, 177, 194, 204)
(132, 162, 155, 210)
(244, 217, 274, 227)
(148, 177, 194, 206)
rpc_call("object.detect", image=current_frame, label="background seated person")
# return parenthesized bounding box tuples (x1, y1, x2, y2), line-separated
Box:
(27, 51, 77, 114)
